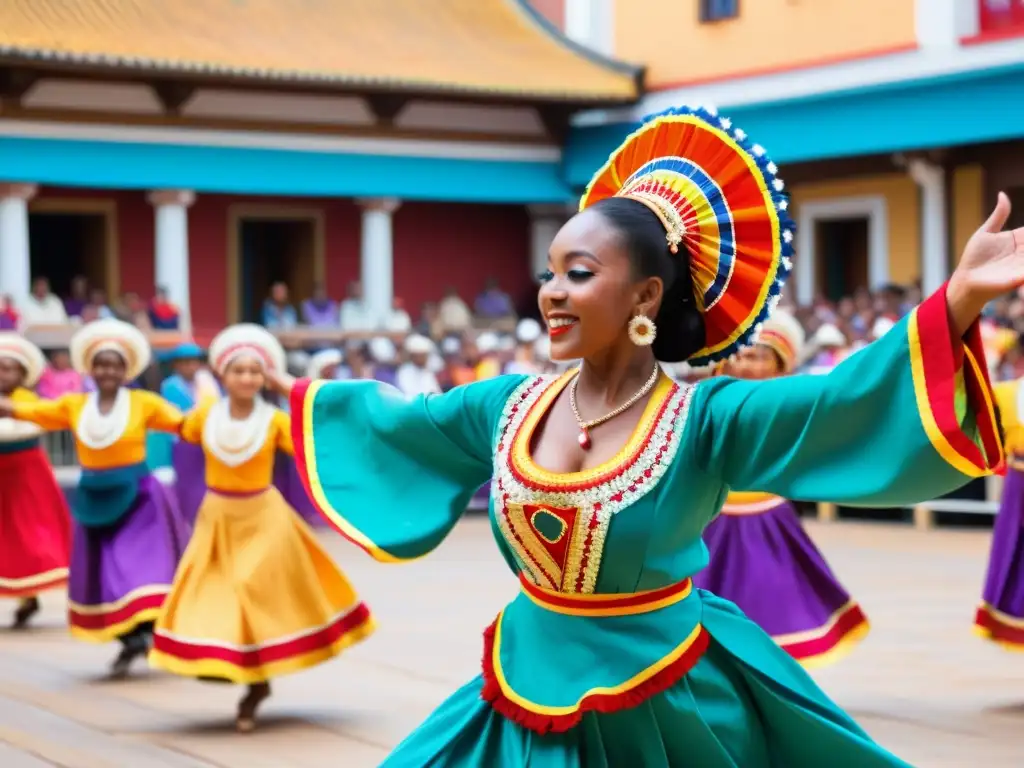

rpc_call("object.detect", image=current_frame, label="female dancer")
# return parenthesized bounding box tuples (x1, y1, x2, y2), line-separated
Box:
(0, 333, 71, 628)
(163, 342, 221, 524)
(268, 106, 1010, 766)
(149, 325, 374, 732)
(693, 311, 869, 666)
(975, 377, 1024, 647)
(0, 319, 190, 676)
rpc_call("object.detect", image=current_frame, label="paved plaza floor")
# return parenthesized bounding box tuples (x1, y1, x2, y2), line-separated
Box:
(0, 518, 1021, 767)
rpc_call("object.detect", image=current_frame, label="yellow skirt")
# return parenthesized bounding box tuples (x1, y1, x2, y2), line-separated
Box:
(149, 487, 375, 683)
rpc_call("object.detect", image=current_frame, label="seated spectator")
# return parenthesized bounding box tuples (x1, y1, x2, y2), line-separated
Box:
(148, 286, 181, 330)
(306, 348, 343, 380)
(301, 283, 339, 328)
(416, 301, 442, 339)
(82, 288, 114, 322)
(396, 335, 441, 396)
(338, 342, 374, 381)
(0, 295, 19, 330)
(36, 348, 83, 399)
(385, 297, 412, 333)
(367, 337, 398, 386)
(261, 282, 298, 330)
(64, 275, 89, 319)
(339, 281, 375, 331)
(113, 292, 152, 330)
(474, 277, 516, 319)
(21, 277, 68, 326)
(504, 318, 544, 375)
(805, 324, 848, 375)
(438, 287, 472, 334)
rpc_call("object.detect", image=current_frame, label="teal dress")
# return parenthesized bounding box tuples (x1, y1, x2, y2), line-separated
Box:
(289, 289, 1001, 767)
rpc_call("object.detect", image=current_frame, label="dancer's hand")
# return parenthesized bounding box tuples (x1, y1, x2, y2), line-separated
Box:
(264, 369, 296, 396)
(0, 397, 12, 418)
(948, 192, 1024, 336)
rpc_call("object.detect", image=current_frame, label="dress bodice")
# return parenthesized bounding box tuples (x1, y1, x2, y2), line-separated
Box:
(488, 371, 718, 595)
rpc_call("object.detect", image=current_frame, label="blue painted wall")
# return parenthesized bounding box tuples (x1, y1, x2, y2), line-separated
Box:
(565, 62, 1024, 189)
(0, 136, 575, 204)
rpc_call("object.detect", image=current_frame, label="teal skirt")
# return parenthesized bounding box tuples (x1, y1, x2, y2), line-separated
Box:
(382, 591, 911, 767)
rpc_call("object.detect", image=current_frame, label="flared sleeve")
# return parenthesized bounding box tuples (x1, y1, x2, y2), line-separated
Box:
(290, 374, 528, 562)
(11, 393, 76, 431)
(692, 284, 1003, 505)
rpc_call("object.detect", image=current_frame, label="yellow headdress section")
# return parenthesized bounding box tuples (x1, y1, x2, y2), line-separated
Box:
(0, 333, 47, 387)
(580, 105, 795, 365)
(755, 309, 805, 373)
(70, 319, 151, 380)
(208, 324, 286, 377)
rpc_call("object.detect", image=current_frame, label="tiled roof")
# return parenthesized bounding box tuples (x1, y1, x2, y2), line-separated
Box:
(0, 0, 641, 102)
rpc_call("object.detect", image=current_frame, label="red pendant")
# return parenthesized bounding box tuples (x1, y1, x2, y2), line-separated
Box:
(578, 429, 592, 450)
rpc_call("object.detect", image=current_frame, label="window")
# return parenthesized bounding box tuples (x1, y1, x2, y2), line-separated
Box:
(700, 0, 739, 23)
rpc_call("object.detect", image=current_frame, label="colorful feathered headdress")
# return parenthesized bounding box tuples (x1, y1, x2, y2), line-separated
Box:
(579, 105, 795, 365)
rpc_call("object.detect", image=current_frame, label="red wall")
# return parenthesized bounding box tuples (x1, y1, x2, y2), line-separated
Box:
(36, 189, 533, 339)
(393, 202, 533, 317)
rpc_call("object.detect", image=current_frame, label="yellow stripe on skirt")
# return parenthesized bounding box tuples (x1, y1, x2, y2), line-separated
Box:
(149, 486, 375, 684)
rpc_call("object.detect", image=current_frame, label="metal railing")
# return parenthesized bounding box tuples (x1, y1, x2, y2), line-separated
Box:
(41, 430, 78, 467)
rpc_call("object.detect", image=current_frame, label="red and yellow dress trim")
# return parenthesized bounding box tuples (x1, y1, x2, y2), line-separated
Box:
(481, 576, 710, 734)
(908, 285, 1003, 477)
(68, 585, 169, 643)
(150, 603, 375, 683)
(0, 567, 69, 598)
(774, 600, 870, 668)
(493, 371, 693, 594)
(974, 602, 1024, 649)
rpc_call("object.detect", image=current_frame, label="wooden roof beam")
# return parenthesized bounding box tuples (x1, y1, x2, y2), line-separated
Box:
(366, 94, 408, 126)
(151, 81, 196, 115)
(0, 66, 37, 109)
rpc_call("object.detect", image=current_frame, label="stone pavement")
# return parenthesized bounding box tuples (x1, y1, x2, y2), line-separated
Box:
(0, 518, 1022, 767)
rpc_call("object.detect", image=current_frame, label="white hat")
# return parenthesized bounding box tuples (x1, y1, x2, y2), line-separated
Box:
(404, 334, 435, 355)
(476, 331, 499, 354)
(368, 336, 396, 363)
(755, 310, 806, 372)
(516, 319, 542, 344)
(871, 317, 895, 339)
(70, 319, 151, 380)
(0, 333, 47, 387)
(533, 335, 551, 361)
(306, 349, 343, 379)
(208, 323, 286, 376)
(440, 336, 461, 356)
(811, 323, 847, 349)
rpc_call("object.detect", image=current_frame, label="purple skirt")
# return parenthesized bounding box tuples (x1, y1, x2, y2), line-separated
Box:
(67, 474, 191, 643)
(171, 441, 207, 525)
(273, 452, 325, 527)
(975, 466, 1024, 646)
(693, 496, 868, 666)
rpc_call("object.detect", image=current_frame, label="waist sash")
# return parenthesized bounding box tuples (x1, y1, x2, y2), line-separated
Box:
(481, 573, 709, 734)
(0, 438, 41, 455)
(76, 462, 149, 528)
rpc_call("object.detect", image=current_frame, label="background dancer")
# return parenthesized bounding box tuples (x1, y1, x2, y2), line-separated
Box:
(149, 324, 374, 732)
(694, 311, 869, 666)
(0, 319, 190, 677)
(162, 342, 220, 524)
(975, 376, 1024, 648)
(263, 106, 1015, 767)
(0, 333, 71, 629)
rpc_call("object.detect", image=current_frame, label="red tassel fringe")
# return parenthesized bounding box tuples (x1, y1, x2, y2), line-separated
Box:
(479, 616, 710, 734)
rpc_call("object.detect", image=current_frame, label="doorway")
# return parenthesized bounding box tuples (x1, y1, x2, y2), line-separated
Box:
(814, 217, 869, 302)
(233, 212, 322, 324)
(28, 212, 111, 297)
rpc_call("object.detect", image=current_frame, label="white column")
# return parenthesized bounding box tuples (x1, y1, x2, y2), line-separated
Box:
(564, 0, 614, 55)
(915, 0, 961, 50)
(148, 189, 196, 333)
(908, 160, 949, 295)
(357, 198, 401, 327)
(0, 183, 38, 309)
(527, 204, 572, 281)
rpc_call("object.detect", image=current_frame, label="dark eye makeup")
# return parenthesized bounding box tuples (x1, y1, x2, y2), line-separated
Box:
(537, 268, 595, 283)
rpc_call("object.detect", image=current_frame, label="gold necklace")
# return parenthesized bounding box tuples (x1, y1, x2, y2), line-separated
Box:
(568, 363, 661, 450)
